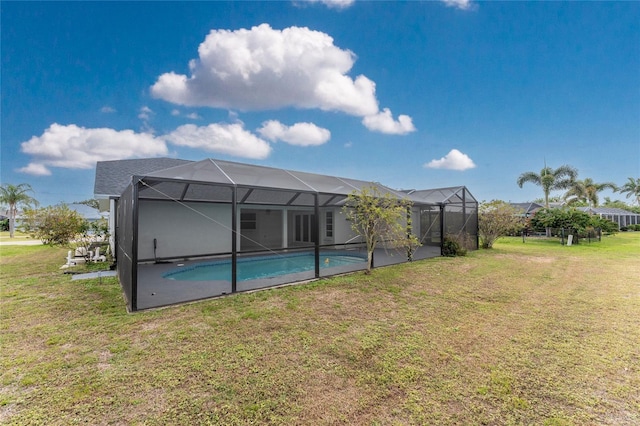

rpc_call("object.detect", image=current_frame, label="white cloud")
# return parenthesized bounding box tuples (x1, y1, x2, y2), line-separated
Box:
(100, 106, 116, 113)
(441, 0, 475, 11)
(19, 123, 168, 175)
(362, 108, 416, 135)
(171, 109, 201, 120)
(138, 106, 153, 120)
(151, 24, 379, 117)
(424, 149, 476, 171)
(17, 163, 52, 176)
(298, 0, 355, 9)
(257, 120, 330, 146)
(165, 123, 271, 159)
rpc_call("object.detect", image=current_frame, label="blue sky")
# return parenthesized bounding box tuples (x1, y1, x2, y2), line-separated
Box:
(2, 0, 639, 207)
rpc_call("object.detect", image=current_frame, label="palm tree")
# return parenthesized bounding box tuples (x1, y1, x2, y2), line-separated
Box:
(619, 177, 640, 205)
(517, 164, 578, 208)
(564, 178, 617, 207)
(0, 183, 39, 238)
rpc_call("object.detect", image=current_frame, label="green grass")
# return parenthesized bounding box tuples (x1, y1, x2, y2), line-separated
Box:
(1, 234, 639, 425)
(0, 231, 37, 241)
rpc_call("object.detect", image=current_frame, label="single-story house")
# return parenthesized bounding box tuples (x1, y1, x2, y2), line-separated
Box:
(94, 157, 478, 311)
(510, 202, 544, 218)
(576, 207, 640, 229)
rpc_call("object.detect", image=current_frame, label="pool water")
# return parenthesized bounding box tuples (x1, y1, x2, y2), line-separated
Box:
(163, 252, 367, 282)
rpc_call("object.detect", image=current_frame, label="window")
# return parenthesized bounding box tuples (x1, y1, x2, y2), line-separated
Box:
(240, 212, 257, 230)
(326, 211, 333, 237)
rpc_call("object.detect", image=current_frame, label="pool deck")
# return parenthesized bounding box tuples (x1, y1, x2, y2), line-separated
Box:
(135, 245, 441, 310)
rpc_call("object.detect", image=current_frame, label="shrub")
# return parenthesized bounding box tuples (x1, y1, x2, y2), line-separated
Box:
(442, 234, 468, 257)
(20, 205, 87, 246)
(531, 208, 618, 236)
(478, 200, 523, 248)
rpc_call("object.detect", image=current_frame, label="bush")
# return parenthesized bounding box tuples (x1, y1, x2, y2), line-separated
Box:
(20, 205, 87, 246)
(531, 208, 618, 236)
(442, 234, 468, 257)
(478, 200, 523, 248)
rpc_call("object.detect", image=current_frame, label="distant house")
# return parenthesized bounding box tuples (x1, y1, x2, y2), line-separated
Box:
(11, 203, 108, 232)
(576, 207, 640, 230)
(510, 202, 543, 218)
(510, 202, 640, 230)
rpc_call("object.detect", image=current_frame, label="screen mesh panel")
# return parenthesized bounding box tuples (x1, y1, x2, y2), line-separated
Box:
(113, 158, 479, 310)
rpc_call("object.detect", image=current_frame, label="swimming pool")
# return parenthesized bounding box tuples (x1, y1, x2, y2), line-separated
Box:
(163, 251, 367, 282)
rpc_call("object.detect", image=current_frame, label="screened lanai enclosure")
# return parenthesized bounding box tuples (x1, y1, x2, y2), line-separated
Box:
(112, 159, 477, 311)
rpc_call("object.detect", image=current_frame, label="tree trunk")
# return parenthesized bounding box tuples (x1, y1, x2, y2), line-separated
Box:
(9, 206, 16, 238)
(366, 249, 373, 274)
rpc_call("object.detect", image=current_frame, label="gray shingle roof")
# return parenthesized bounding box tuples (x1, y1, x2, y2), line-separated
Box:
(577, 207, 640, 216)
(510, 202, 543, 215)
(94, 158, 193, 198)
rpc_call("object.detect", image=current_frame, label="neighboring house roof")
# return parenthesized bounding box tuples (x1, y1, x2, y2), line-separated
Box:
(510, 202, 543, 215)
(577, 207, 640, 216)
(94, 157, 193, 198)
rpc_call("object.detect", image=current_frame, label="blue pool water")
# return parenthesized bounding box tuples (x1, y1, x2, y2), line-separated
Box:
(163, 252, 367, 282)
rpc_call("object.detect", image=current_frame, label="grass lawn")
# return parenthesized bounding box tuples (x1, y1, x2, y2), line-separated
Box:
(1, 233, 639, 425)
(0, 231, 39, 243)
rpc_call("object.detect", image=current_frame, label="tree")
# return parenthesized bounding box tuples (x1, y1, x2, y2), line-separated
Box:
(74, 198, 100, 210)
(20, 205, 87, 246)
(478, 200, 522, 248)
(619, 177, 640, 205)
(530, 208, 618, 236)
(343, 186, 420, 274)
(517, 164, 578, 208)
(0, 183, 39, 238)
(564, 178, 617, 207)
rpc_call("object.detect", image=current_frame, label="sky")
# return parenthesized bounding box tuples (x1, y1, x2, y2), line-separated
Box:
(2, 0, 639, 207)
